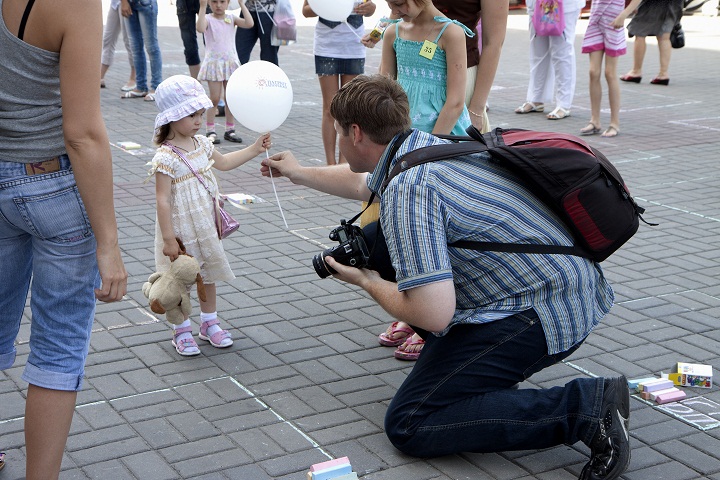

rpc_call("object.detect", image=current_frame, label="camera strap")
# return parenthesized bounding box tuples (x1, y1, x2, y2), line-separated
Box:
(347, 129, 413, 226)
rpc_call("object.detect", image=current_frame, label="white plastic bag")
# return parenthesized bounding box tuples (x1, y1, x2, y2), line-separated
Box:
(271, 0, 296, 46)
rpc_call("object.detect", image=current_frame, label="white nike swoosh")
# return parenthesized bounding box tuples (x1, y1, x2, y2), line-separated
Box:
(618, 409, 629, 441)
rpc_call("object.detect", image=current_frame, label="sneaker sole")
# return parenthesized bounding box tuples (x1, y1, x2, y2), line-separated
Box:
(609, 376, 631, 479)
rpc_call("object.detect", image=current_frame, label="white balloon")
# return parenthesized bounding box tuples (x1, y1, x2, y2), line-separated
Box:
(307, 0, 354, 22)
(226, 61, 293, 133)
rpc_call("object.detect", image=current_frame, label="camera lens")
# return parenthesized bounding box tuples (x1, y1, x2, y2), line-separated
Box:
(312, 251, 336, 279)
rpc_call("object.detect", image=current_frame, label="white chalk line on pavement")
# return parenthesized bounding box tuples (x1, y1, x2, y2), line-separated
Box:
(0, 375, 334, 459)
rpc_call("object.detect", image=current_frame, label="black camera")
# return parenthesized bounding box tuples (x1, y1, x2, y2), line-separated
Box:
(312, 220, 371, 279)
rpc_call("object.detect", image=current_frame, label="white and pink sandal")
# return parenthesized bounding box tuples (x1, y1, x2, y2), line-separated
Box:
(172, 326, 201, 356)
(199, 319, 233, 348)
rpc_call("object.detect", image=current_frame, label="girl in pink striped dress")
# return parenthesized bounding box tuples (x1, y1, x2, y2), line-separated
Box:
(580, 0, 627, 138)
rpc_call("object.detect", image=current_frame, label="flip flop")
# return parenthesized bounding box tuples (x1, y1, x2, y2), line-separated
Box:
(0, 452, 5, 471)
(515, 101, 544, 114)
(580, 123, 601, 136)
(546, 106, 570, 120)
(394, 335, 425, 361)
(144, 92, 156, 102)
(601, 126, 620, 138)
(378, 321, 414, 347)
(121, 90, 148, 99)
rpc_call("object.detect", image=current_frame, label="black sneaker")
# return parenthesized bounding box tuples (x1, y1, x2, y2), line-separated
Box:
(579, 376, 631, 480)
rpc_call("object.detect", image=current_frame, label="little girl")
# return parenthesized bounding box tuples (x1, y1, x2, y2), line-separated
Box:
(375, 0, 473, 362)
(149, 75, 271, 356)
(380, 0, 473, 136)
(579, 0, 627, 138)
(197, 0, 254, 144)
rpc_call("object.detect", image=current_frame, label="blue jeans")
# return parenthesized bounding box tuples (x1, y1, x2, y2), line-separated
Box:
(176, 0, 202, 66)
(235, 9, 279, 65)
(126, 0, 163, 92)
(385, 312, 604, 457)
(0, 156, 99, 392)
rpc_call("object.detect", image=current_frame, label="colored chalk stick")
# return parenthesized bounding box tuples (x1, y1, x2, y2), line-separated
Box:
(312, 464, 353, 480)
(655, 389, 687, 404)
(650, 387, 679, 401)
(310, 457, 350, 472)
(641, 379, 674, 393)
(628, 377, 658, 391)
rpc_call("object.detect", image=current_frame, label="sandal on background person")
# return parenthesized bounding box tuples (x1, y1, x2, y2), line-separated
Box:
(0, 451, 6, 471)
(394, 333, 425, 361)
(546, 106, 570, 120)
(620, 74, 642, 83)
(580, 123, 601, 136)
(515, 101, 544, 114)
(144, 91, 156, 102)
(601, 125, 620, 138)
(121, 89, 148, 99)
(378, 321, 414, 347)
(121, 83, 137, 92)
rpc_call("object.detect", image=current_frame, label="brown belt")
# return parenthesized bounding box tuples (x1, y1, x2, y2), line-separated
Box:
(25, 158, 61, 176)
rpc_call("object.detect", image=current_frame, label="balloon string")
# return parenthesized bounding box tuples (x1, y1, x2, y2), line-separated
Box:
(344, 20, 364, 41)
(266, 149, 289, 229)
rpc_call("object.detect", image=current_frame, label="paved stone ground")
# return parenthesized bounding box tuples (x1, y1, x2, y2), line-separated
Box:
(1, 5, 720, 480)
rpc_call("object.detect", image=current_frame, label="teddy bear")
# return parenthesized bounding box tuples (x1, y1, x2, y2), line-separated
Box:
(142, 239, 207, 325)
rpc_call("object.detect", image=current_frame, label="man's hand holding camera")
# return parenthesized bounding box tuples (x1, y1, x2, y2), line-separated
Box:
(323, 256, 380, 288)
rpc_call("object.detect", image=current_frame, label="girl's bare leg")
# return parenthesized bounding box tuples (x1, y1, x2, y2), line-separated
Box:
(206, 80, 223, 131)
(199, 282, 216, 314)
(318, 74, 342, 165)
(605, 54, 621, 130)
(587, 51, 604, 128)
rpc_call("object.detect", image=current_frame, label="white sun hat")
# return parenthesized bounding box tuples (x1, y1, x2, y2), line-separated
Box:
(154, 75, 214, 130)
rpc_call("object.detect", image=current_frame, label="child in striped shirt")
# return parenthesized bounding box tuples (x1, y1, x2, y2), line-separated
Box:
(580, 0, 627, 138)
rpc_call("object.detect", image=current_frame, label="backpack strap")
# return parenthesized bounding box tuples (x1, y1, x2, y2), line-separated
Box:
(380, 131, 590, 258)
(381, 141, 488, 192)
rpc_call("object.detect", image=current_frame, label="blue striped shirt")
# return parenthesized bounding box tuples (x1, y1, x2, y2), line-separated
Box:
(366, 130, 614, 354)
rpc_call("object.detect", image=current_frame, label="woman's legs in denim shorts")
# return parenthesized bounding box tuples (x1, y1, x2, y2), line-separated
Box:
(0, 156, 100, 476)
(0, 156, 99, 391)
(315, 56, 365, 165)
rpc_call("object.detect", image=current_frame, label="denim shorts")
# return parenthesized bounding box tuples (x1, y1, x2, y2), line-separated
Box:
(315, 56, 365, 76)
(0, 155, 99, 391)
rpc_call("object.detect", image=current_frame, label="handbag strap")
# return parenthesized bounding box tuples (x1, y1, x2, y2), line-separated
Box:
(164, 143, 216, 200)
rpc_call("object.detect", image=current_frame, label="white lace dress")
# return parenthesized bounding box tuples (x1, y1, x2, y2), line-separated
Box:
(147, 135, 235, 283)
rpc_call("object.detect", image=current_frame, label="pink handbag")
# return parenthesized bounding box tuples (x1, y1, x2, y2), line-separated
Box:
(167, 144, 240, 239)
(532, 0, 565, 36)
